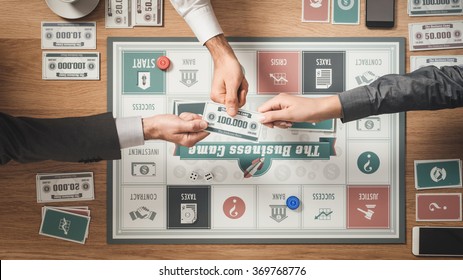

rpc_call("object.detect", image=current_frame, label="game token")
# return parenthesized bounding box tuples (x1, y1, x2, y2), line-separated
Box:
(156, 56, 170, 70)
(286, 196, 300, 210)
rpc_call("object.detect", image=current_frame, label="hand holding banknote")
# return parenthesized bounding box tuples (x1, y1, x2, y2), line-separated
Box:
(142, 112, 209, 147)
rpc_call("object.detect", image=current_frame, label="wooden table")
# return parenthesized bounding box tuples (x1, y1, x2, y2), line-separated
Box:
(1, 0, 462, 259)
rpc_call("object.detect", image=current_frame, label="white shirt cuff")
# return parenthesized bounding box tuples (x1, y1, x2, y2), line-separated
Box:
(184, 5, 223, 45)
(115, 117, 145, 149)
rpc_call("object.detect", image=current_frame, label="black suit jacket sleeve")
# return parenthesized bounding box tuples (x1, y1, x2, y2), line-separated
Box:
(0, 112, 122, 164)
(339, 66, 463, 122)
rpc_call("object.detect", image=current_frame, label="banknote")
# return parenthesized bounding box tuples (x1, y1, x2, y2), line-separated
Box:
(36, 172, 95, 203)
(133, 0, 163, 26)
(41, 22, 96, 49)
(105, 0, 132, 28)
(203, 102, 262, 142)
(42, 52, 100, 80)
(408, 0, 463, 16)
(409, 20, 463, 51)
(105, 0, 164, 28)
(410, 55, 463, 71)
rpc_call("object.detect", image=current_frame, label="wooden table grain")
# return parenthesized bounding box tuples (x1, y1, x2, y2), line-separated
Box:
(1, 0, 462, 259)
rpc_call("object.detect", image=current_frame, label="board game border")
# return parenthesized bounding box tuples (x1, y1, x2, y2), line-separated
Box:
(107, 37, 406, 244)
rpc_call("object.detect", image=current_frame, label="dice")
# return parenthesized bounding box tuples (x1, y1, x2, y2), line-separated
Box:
(188, 170, 213, 182)
(204, 172, 213, 181)
(189, 171, 199, 181)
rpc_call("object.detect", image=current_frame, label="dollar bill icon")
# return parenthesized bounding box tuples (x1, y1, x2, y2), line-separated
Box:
(357, 117, 381, 131)
(131, 162, 156, 176)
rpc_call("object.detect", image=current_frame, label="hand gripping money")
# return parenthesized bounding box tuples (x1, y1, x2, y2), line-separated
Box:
(259, 66, 463, 125)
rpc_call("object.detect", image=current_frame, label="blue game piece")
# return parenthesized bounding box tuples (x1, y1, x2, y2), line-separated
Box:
(286, 196, 300, 210)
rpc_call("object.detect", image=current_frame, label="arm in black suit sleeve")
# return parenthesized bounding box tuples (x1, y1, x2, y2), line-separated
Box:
(339, 66, 463, 122)
(0, 112, 121, 164)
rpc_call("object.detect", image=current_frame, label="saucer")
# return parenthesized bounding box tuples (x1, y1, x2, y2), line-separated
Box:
(45, 0, 99, 19)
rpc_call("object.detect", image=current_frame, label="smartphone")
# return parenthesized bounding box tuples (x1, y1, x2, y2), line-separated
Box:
(412, 227, 463, 257)
(366, 0, 395, 28)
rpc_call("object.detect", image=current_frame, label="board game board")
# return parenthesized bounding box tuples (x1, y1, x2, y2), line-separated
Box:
(107, 37, 405, 244)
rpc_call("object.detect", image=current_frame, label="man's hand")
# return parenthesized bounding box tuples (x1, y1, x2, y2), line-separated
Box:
(142, 113, 209, 147)
(258, 93, 343, 128)
(206, 34, 248, 117)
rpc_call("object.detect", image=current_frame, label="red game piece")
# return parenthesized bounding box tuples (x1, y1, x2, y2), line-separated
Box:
(156, 56, 170, 70)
